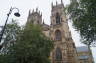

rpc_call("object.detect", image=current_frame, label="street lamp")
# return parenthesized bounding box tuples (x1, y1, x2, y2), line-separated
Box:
(0, 7, 20, 49)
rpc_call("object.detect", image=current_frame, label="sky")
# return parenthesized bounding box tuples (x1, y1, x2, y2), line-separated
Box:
(0, 0, 96, 62)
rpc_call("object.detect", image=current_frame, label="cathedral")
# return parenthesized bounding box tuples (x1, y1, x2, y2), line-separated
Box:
(26, 0, 94, 63)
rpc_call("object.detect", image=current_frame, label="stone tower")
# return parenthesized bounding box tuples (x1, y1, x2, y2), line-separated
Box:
(50, 0, 77, 63)
(27, 8, 42, 25)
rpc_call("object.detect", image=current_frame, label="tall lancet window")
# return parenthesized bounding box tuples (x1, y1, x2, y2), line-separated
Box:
(56, 13, 61, 24)
(55, 47, 62, 61)
(55, 30, 62, 41)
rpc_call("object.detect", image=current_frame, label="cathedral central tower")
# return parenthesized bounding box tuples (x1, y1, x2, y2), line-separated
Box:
(27, 8, 42, 25)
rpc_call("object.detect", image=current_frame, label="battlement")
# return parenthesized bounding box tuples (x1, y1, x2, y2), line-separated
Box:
(28, 8, 42, 17)
(51, 0, 64, 11)
(27, 8, 42, 25)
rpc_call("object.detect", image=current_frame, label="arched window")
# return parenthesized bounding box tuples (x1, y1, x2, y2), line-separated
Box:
(55, 47, 62, 60)
(55, 30, 62, 41)
(37, 20, 39, 24)
(56, 13, 61, 24)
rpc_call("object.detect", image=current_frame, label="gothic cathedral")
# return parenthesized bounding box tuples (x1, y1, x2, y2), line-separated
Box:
(26, 0, 77, 63)
(26, 0, 93, 63)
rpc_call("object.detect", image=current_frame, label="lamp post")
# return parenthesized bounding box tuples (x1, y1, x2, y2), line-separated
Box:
(0, 7, 20, 48)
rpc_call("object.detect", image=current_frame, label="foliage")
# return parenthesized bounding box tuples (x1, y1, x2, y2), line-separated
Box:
(0, 19, 21, 62)
(0, 19, 21, 54)
(67, 0, 96, 46)
(0, 23, 53, 63)
(4, 19, 21, 42)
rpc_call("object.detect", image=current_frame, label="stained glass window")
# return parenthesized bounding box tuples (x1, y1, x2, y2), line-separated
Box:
(55, 47, 62, 60)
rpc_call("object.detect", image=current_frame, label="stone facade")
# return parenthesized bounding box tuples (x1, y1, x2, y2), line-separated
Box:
(26, 0, 93, 63)
(49, 1, 77, 63)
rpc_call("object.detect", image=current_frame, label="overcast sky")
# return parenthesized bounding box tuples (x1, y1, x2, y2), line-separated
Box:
(0, 0, 96, 62)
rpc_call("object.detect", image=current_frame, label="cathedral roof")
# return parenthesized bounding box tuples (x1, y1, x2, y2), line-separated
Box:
(78, 55, 89, 60)
(42, 23, 49, 31)
(76, 46, 89, 52)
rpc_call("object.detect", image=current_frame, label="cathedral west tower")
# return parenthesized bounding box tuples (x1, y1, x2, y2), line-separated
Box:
(27, 8, 42, 25)
(49, 0, 77, 63)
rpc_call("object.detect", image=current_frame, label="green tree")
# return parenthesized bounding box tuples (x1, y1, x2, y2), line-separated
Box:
(0, 20, 21, 63)
(1, 23, 53, 63)
(0, 20, 21, 54)
(67, 0, 96, 46)
(67, 1, 95, 62)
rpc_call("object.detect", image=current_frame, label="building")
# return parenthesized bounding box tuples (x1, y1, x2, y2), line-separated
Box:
(26, 0, 93, 63)
(76, 46, 94, 63)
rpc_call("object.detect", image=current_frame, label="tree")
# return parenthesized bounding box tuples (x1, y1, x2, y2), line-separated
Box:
(67, 0, 96, 46)
(0, 19, 21, 63)
(0, 19, 21, 54)
(0, 23, 53, 63)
